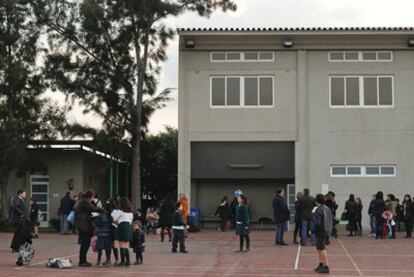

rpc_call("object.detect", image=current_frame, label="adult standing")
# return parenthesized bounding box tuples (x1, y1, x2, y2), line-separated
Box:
(368, 194, 377, 237)
(325, 191, 338, 240)
(312, 194, 332, 274)
(215, 196, 231, 232)
(293, 192, 303, 244)
(344, 194, 358, 236)
(159, 194, 174, 242)
(299, 188, 316, 246)
(59, 192, 75, 235)
(402, 194, 413, 238)
(74, 190, 104, 267)
(29, 198, 39, 239)
(355, 197, 363, 236)
(10, 189, 29, 266)
(272, 188, 290, 245)
(373, 191, 386, 239)
(230, 190, 242, 229)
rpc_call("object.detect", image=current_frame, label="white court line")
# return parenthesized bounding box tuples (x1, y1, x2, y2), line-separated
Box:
(14, 253, 78, 270)
(338, 239, 364, 277)
(294, 244, 301, 270)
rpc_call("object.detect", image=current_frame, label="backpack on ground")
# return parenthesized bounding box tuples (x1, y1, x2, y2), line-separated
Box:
(322, 205, 333, 237)
(46, 257, 73, 269)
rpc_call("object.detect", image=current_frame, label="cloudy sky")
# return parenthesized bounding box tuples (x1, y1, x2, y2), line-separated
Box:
(67, 0, 414, 134)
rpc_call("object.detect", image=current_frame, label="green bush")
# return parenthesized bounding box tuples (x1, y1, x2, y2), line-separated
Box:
(49, 218, 60, 232)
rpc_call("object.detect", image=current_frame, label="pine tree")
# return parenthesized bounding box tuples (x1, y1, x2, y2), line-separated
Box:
(44, 0, 237, 207)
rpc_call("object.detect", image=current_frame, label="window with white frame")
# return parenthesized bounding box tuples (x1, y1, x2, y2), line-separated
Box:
(330, 76, 393, 107)
(211, 51, 274, 62)
(210, 76, 274, 107)
(331, 165, 396, 177)
(329, 51, 393, 62)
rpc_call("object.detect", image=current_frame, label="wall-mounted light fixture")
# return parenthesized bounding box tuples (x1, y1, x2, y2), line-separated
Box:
(283, 39, 293, 48)
(185, 40, 195, 49)
(408, 38, 414, 47)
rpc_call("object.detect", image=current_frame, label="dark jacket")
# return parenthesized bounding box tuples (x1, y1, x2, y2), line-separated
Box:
(313, 205, 331, 238)
(356, 204, 363, 221)
(172, 210, 185, 227)
(235, 205, 249, 226)
(325, 199, 338, 218)
(10, 196, 27, 226)
(294, 200, 301, 223)
(345, 201, 357, 219)
(403, 200, 414, 219)
(60, 193, 75, 215)
(272, 195, 290, 223)
(298, 195, 315, 221)
(368, 200, 375, 216)
(75, 198, 103, 233)
(131, 229, 145, 252)
(10, 219, 32, 251)
(215, 202, 231, 220)
(93, 212, 112, 238)
(372, 198, 386, 216)
(159, 197, 174, 225)
(30, 203, 39, 224)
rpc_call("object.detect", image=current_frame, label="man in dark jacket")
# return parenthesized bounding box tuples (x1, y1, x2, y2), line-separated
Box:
(9, 189, 29, 266)
(372, 191, 386, 239)
(59, 192, 75, 235)
(299, 188, 316, 246)
(159, 194, 174, 242)
(75, 190, 103, 267)
(272, 188, 290, 245)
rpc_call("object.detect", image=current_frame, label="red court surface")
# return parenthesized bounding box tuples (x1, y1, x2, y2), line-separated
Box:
(1, 230, 414, 276)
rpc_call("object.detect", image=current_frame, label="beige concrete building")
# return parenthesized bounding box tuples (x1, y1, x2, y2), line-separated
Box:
(178, 27, 414, 226)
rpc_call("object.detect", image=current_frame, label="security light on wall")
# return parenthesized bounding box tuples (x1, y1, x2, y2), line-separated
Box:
(408, 38, 414, 47)
(185, 40, 195, 48)
(283, 39, 293, 48)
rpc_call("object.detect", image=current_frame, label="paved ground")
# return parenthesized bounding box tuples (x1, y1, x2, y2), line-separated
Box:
(1, 230, 414, 276)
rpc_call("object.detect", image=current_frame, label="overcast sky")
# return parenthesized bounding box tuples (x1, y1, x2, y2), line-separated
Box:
(65, 0, 414, 134)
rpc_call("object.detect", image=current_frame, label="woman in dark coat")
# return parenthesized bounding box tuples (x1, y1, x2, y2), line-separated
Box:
(29, 198, 40, 239)
(215, 196, 231, 232)
(373, 191, 386, 239)
(293, 192, 303, 244)
(403, 194, 414, 238)
(355, 197, 363, 236)
(75, 190, 104, 267)
(158, 194, 174, 242)
(235, 195, 250, 252)
(345, 194, 358, 236)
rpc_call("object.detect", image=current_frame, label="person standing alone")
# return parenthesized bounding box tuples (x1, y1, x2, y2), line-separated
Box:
(299, 189, 316, 246)
(272, 188, 290, 245)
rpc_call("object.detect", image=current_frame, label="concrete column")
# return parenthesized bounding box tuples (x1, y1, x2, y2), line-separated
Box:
(178, 49, 192, 206)
(295, 50, 310, 193)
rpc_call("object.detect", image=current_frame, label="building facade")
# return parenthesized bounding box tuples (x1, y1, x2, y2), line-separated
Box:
(178, 27, 414, 225)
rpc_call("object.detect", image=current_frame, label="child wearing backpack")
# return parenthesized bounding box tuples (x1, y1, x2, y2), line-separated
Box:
(93, 203, 113, 267)
(131, 221, 145, 265)
(312, 194, 332, 274)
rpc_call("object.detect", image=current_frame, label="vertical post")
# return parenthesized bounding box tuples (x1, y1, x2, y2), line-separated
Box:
(109, 158, 113, 199)
(125, 162, 129, 198)
(115, 160, 119, 196)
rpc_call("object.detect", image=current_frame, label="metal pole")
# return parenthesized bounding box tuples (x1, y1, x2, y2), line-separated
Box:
(109, 158, 113, 199)
(115, 160, 119, 196)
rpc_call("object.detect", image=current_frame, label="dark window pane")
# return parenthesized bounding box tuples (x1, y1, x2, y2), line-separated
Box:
(227, 77, 240, 105)
(330, 52, 343, 60)
(362, 52, 377, 60)
(227, 52, 241, 60)
(259, 52, 273, 60)
(331, 77, 345, 106)
(345, 52, 359, 60)
(364, 77, 378, 106)
(32, 194, 48, 202)
(244, 77, 258, 106)
(211, 53, 225, 61)
(346, 77, 360, 105)
(211, 78, 225, 106)
(31, 184, 48, 193)
(366, 167, 380, 175)
(347, 167, 361, 175)
(332, 167, 346, 175)
(259, 77, 273, 106)
(379, 77, 393, 105)
(245, 52, 258, 60)
(378, 52, 392, 61)
(381, 167, 395, 175)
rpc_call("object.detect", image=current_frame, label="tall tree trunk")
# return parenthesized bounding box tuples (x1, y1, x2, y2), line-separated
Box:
(0, 172, 9, 219)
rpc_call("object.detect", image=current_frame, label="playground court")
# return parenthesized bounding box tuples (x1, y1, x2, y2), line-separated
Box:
(1, 230, 414, 277)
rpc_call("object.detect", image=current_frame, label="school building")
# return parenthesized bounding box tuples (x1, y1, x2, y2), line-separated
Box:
(5, 141, 129, 227)
(177, 27, 414, 226)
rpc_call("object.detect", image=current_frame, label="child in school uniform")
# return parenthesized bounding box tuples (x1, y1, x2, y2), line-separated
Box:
(171, 202, 188, 253)
(112, 197, 134, 267)
(131, 221, 145, 265)
(93, 203, 113, 267)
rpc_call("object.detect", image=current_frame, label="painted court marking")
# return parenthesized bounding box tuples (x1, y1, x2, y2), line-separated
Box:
(338, 238, 363, 276)
(294, 244, 301, 270)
